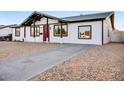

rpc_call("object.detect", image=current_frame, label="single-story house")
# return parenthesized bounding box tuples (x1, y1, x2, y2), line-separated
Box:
(12, 11, 115, 45)
(0, 25, 15, 36)
(0, 25, 16, 41)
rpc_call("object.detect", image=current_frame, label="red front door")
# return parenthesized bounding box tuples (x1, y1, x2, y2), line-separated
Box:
(43, 25, 49, 42)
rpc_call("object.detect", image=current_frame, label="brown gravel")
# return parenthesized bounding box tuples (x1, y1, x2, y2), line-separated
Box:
(31, 43, 124, 81)
(0, 41, 60, 60)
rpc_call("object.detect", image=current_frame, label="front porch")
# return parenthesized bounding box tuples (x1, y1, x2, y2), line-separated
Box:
(19, 11, 67, 43)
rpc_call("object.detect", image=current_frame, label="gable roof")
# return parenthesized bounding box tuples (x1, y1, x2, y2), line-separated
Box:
(62, 12, 114, 22)
(21, 11, 66, 26)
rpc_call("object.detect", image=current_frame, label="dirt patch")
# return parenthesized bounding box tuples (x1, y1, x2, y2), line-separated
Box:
(0, 42, 60, 60)
(31, 43, 124, 81)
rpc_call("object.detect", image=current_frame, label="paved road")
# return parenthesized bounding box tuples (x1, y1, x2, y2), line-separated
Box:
(0, 44, 93, 81)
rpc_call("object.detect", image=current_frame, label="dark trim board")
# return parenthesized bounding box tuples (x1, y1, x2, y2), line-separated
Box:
(33, 21, 35, 38)
(60, 23, 62, 38)
(102, 20, 104, 45)
(24, 26, 26, 38)
(68, 18, 105, 23)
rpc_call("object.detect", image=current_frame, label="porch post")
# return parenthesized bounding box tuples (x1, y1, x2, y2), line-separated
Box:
(46, 17, 49, 41)
(24, 26, 26, 38)
(33, 21, 35, 38)
(102, 20, 104, 45)
(60, 23, 62, 38)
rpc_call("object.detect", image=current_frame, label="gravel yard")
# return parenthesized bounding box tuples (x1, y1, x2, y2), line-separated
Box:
(0, 41, 60, 60)
(31, 43, 124, 81)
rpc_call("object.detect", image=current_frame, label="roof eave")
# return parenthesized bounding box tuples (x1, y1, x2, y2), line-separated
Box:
(106, 11, 114, 19)
(66, 18, 105, 23)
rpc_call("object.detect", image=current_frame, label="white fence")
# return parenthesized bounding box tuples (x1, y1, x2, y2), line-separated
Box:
(111, 30, 124, 42)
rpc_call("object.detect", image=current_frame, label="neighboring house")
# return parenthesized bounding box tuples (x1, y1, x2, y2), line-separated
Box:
(12, 11, 115, 45)
(0, 25, 14, 36)
(0, 25, 17, 41)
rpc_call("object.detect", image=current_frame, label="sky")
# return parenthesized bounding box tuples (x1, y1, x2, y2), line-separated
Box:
(0, 11, 123, 30)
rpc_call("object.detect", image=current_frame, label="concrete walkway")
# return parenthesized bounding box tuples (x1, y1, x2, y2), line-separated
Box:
(0, 44, 93, 81)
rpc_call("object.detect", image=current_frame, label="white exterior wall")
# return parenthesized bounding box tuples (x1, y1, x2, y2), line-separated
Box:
(34, 17, 58, 25)
(13, 16, 115, 45)
(0, 27, 12, 36)
(24, 26, 44, 42)
(103, 18, 113, 44)
(50, 21, 103, 45)
(12, 27, 24, 41)
(12, 26, 44, 42)
(13, 17, 58, 42)
(28, 17, 58, 42)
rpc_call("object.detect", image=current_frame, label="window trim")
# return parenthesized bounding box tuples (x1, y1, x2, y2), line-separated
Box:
(15, 27, 20, 37)
(30, 26, 41, 37)
(54, 25, 61, 37)
(53, 24, 68, 37)
(78, 25, 92, 39)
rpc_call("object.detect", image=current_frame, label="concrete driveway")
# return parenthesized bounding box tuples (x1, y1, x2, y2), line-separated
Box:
(0, 44, 93, 81)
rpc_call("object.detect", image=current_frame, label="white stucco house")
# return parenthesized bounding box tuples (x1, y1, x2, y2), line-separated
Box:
(0, 25, 15, 37)
(0, 25, 17, 41)
(12, 11, 115, 45)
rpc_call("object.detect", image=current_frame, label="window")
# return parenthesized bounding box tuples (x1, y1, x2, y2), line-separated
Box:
(78, 25, 91, 39)
(30, 26, 40, 37)
(30, 27, 34, 36)
(54, 25, 61, 36)
(35, 26, 40, 36)
(54, 24, 68, 37)
(61, 25, 68, 36)
(15, 28, 20, 36)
